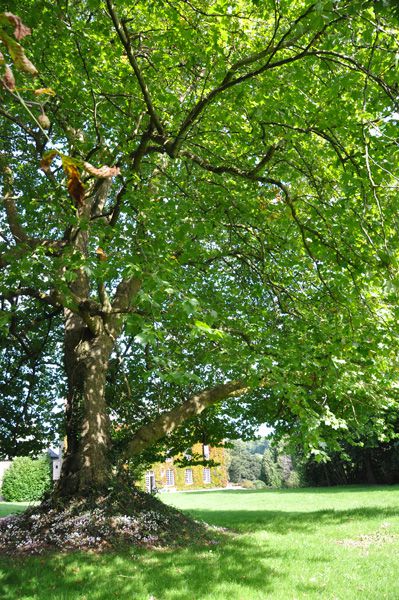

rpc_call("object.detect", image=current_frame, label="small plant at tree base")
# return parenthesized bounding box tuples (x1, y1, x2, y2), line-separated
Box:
(1, 456, 52, 502)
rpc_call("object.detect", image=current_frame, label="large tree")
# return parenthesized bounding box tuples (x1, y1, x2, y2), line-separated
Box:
(1, 0, 398, 498)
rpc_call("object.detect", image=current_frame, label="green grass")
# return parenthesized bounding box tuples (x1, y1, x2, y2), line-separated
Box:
(0, 502, 30, 518)
(1, 486, 399, 599)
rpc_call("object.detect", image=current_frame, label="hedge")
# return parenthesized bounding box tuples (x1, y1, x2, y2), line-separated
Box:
(1, 456, 52, 502)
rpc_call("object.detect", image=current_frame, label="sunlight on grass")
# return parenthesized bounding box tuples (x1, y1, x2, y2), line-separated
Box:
(0, 502, 30, 518)
(1, 487, 399, 599)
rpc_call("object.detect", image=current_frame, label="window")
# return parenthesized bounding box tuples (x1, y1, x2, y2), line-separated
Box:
(145, 470, 156, 493)
(203, 467, 211, 484)
(166, 469, 175, 486)
(203, 444, 210, 459)
(185, 469, 193, 485)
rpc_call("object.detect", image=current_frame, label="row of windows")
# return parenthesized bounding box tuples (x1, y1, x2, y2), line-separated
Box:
(145, 467, 211, 490)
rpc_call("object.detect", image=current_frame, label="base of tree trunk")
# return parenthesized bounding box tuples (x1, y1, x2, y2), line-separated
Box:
(0, 478, 211, 555)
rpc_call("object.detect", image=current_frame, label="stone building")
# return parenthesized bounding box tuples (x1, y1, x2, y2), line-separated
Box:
(142, 443, 228, 492)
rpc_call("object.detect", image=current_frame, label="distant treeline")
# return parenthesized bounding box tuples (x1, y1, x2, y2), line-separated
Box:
(227, 435, 399, 488)
(303, 440, 399, 486)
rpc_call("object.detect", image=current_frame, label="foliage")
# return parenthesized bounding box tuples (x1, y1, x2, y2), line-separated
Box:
(261, 440, 302, 487)
(301, 432, 399, 486)
(239, 479, 256, 489)
(0, 1, 399, 490)
(0, 301, 64, 459)
(1, 456, 52, 502)
(253, 479, 267, 489)
(227, 440, 263, 483)
(262, 448, 283, 488)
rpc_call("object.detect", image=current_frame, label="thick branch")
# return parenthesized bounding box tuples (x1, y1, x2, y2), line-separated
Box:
(112, 277, 142, 313)
(124, 380, 247, 457)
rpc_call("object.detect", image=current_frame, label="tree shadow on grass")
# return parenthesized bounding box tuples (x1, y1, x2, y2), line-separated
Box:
(0, 536, 283, 600)
(0, 504, 398, 599)
(187, 505, 399, 534)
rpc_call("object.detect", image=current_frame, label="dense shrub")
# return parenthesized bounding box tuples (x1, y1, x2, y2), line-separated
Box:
(1, 456, 52, 501)
(253, 479, 267, 489)
(240, 479, 255, 489)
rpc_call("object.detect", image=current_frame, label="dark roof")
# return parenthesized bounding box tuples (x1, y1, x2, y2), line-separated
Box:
(47, 448, 59, 459)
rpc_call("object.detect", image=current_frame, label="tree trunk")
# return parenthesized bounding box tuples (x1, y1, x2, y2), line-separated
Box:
(56, 310, 114, 498)
(364, 451, 376, 485)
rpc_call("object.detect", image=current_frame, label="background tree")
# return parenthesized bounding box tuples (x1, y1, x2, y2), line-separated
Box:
(0, 297, 63, 458)
(262, 440, 301, 488)
(0, 1, 398, 502)
(227, 439, 263, 483)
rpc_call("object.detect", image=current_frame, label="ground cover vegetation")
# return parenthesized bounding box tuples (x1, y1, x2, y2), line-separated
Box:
(1, 487, 399, 599)
(1, 0, 399, 548)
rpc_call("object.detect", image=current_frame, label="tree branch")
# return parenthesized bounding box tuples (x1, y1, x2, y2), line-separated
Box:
(112, 277, 142, 313)
(124, 380, 247, 457)
(169, 5, 337, 154)
(180, 149, 289, 195)
(1, 165, 29, 243)
(105, 0, 165, 135)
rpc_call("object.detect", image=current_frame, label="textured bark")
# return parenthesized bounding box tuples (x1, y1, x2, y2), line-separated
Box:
(56, 310, 114, 497)
(55, 201, 117, 497)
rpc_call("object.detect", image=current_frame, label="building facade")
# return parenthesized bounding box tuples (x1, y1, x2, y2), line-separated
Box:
(141, 443, 228, 492)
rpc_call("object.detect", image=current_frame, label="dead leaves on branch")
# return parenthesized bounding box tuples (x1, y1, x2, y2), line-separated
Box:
(0, 12, 31, 41)
(2, 65, 15, 91)
(3, 12, 121, 210)
(96, 247, 108, 262)
(40, 150, 120, 207)
(63, 157, 86, 207)
(0, 12, 37, 92)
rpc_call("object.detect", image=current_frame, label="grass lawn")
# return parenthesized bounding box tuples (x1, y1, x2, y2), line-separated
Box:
(1, 486, 399, 599)
(0, 502, 30, 518)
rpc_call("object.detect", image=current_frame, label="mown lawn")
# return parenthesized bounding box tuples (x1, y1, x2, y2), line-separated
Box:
(0, 502, 29, 518)
(1, 486, 399, 599)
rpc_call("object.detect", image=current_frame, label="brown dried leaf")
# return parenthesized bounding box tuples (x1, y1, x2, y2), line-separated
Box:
(2, 65, 15, 91)
(62, 157, 85, 206)
(0, 32, 38, 75)
(83, 162, 120, 178)
(12, 42, 38, 75)
(2, 12, 31, 40)
(96, 248, 108, 262)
